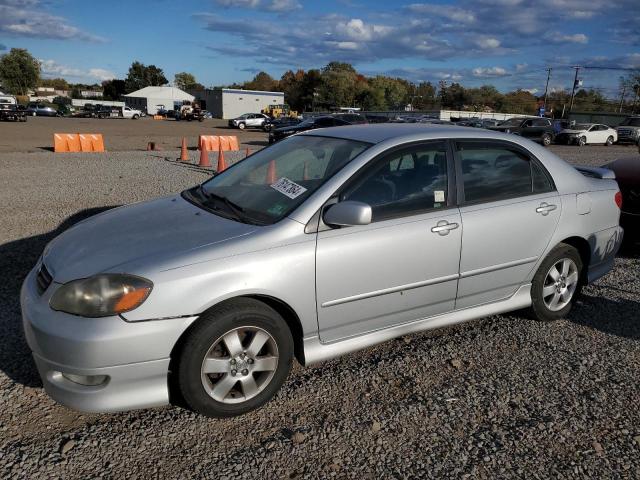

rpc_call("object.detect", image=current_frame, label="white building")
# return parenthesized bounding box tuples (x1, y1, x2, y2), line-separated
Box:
(190, 88, 285, 119)
(124, 86, 194, 115)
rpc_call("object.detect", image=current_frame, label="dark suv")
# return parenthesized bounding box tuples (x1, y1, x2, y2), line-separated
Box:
(489, 117, 555, 146)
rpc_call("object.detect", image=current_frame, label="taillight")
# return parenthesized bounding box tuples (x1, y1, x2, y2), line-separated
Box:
(615, 191, 623, 209)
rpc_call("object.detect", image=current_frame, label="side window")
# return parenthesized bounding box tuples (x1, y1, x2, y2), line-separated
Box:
(457, 142, 538, 203)
(532, 161, 554, 193)
(342, 142, 449, 222)
(523, 120, 533, 127)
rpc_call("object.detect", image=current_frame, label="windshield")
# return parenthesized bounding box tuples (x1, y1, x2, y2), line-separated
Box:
(187, 135, 371, 225)
(498, 118, 524, 127)
(620, 118, 640, 127)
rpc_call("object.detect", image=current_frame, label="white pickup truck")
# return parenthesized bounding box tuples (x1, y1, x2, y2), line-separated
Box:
(96, 105, 143, 119)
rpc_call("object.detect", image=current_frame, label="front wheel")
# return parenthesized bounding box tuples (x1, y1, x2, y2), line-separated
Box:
(176, 298, 293, 417)
(577, 136, 586, 147)
(529, 244, 583, 321)
(605, 136, 614, 146)
(541, 133, 552, 146)
(238, 122, 246, 130)
(132, 114, 139, 120)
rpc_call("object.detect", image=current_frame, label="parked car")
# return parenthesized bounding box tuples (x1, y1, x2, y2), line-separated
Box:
(269, 115, 351, 143)
(26, 102, 57, 117)
(489, 117, 555, 146)
(333, 113, 368, 124)
(456, 118, 484, 128)
(0, 94, 27, 122)
(616, 116, 640, 145)
(604, 154, 640, 248)
(228, 113, 270, 130)
(262, 116, 301, 132)
(555, 123, 618, 146)
(22, 124, 623, 417)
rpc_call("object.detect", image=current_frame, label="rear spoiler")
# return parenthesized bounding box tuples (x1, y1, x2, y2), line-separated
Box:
(574, 165, 616, 180)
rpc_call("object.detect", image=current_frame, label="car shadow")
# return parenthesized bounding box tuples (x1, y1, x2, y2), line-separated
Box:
(570, 294, 640, 340)
(0, 207, 118, 387)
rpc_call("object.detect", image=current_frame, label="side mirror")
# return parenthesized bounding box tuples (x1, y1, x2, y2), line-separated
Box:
(323, 201, 372, 227)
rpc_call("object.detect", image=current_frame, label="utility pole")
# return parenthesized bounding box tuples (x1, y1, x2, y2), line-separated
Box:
(619, 83, 627, 113)
(568, 66, 581, 114)
(543, 67, 552, 111)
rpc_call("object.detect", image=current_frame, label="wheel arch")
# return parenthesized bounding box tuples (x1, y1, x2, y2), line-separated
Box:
(558, 236, 591, 282)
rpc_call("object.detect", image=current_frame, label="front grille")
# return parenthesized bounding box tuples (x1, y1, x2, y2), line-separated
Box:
(36, 263, 53, 295)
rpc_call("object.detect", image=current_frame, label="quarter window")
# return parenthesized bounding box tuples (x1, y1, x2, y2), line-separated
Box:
(457, 142, 553, 203)
(342, 142, 449, 222)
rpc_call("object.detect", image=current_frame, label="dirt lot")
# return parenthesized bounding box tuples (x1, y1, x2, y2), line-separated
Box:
(0, 116, 269, 153)
(0, 139, 639, 478)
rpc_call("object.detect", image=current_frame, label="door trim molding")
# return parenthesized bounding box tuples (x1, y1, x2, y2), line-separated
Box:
(459, 256, 538, 279)
(321, 273, 460, 308)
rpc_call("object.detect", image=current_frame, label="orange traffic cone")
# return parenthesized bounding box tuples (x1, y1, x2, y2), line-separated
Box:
(180, 138, 188, 162)
(217, 143, 227, 173)
(199, 142, 211, 167)
(245, 147, 250, 158)
(266, 160, 277, 183)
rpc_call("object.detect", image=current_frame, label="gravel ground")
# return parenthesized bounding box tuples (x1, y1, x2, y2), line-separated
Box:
(0, 116, 269, 153)
(0, 146, 638, 479)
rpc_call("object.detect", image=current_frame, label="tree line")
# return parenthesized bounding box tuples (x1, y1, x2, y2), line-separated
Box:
(1, 47, 638, 115)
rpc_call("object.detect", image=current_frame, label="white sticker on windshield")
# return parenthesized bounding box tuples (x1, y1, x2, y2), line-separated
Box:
(434, 190, 445, 202)
(271, 177, 308, 199)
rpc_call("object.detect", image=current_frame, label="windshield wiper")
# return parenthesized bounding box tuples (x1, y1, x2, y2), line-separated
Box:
(198, 186, 258, 224)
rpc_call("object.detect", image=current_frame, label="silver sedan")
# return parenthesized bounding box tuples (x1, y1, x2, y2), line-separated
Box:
(21, 124, 623, 417)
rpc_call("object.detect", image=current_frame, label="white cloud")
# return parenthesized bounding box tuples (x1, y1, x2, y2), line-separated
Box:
(546, 32, 588, 44)
(472, 66, 508, 77)
(407, 4, 476, 23)
(475, 37, 501, 49)
(0, 0, 105, 42)
(213, 0, 301, 11)
(40, 59, 115, 82)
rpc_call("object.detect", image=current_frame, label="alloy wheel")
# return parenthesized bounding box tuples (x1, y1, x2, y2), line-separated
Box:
(200, 326, 279, 404)
(542, 258, 579, 312)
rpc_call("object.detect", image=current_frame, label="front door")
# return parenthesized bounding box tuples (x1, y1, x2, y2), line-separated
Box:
(315, 141, 462, 342)
(454, 140, 561, 308)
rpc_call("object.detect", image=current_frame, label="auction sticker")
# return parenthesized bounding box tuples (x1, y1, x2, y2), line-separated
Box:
(270, 177, 307, 199)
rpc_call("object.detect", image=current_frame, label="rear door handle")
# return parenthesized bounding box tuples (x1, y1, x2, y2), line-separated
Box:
(431, 220, 459, 236)
(536, 202, 557, 215)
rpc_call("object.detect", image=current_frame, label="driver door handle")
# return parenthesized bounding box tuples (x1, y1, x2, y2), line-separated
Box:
(536, 203, 557, 215)
(431, 221, 459, 236)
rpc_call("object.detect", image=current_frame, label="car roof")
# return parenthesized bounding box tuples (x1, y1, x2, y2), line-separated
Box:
(299, 123, 514, 144)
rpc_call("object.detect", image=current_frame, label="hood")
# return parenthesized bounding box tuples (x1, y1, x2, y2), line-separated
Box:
(44, 194, 257, 283)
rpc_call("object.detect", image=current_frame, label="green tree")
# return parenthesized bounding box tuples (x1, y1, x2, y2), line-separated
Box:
(174, 72, 202, 91)
(0, 48, 40, 95)
(102, 79, 126, 100)
(319, 62, 358, 109)
(369, 76, 409, 110)
(125, 61, 168, 92)
(40, 78, 69, 90)
(244, 71, 277, 91)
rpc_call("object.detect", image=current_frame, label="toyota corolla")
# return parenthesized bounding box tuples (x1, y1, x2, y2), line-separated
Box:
(21, 124, 623, 417)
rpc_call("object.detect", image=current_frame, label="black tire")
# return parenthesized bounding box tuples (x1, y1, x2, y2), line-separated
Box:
(578, 136, 586, 147)
(541, 133, 552, 146)
(132, 114, 139, 120)
(176, 298, 294, 417)
(238, 122, 246, 130)
(529, 243, 583, 321)
(605, 136, 614, 146)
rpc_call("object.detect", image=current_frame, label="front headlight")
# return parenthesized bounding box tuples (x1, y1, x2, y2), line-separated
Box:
(50, 274, 152, 317)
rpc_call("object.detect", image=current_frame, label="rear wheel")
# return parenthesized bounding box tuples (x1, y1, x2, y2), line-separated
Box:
(605, 136, 614, 146)
(176, 298, 293, 417)
(530, 244, 583, 321)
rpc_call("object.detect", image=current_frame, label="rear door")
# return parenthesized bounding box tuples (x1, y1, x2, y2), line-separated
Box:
(454, 140, 560, 308)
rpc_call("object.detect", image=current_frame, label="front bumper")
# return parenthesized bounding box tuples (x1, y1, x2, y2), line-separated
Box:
(21, 264, 198, 413)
